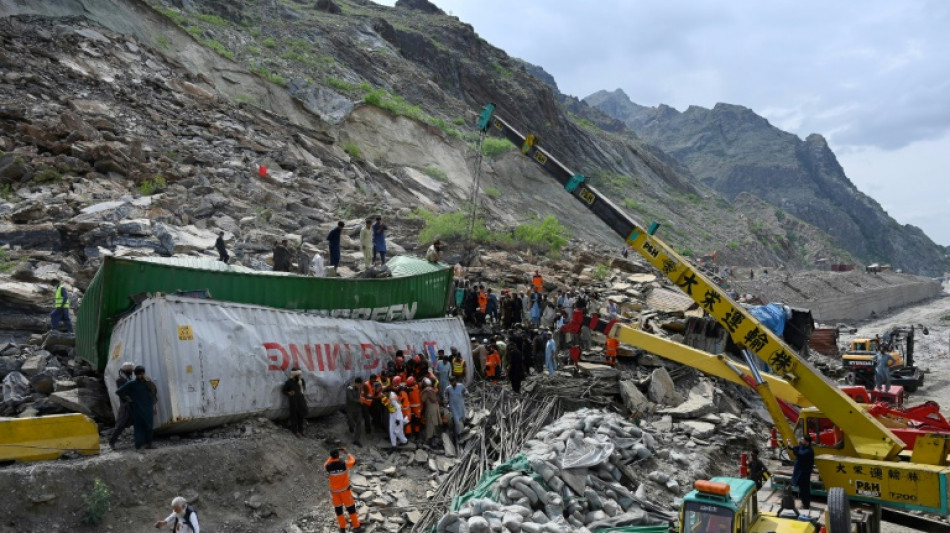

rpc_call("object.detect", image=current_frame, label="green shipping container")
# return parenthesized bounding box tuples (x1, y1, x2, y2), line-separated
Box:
(77, 256, 453, 369)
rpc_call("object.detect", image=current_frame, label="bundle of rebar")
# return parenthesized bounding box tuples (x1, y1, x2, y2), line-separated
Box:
(412, 384, 562, 532)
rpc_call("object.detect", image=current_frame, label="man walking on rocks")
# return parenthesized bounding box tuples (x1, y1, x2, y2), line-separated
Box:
(154, 496, 199, 532)
(324, 448, 364, 533)
(49, 278, 73, 333)
(115, 365, 156, 450)
(109, 362, 135, 449)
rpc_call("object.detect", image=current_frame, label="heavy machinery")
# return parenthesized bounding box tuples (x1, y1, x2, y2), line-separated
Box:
(842, 326, 926, 392)
(477, 104, 950, 532)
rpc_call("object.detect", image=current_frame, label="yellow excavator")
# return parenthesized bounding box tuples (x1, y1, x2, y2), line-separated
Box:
(477, 104, 950, 533)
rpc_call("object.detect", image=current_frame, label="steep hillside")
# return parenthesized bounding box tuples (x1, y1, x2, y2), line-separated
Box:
(0, 0, 862, 277)
(586, 89, 950, 276)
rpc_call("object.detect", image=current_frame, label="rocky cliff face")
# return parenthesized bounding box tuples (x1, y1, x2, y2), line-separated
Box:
(586, 90, 950, 276)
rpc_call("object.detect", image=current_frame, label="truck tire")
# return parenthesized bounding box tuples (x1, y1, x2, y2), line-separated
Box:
(827, 487, 850, 533)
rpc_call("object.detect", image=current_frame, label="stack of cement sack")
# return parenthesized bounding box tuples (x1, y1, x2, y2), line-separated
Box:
(436, 409, 671, 533)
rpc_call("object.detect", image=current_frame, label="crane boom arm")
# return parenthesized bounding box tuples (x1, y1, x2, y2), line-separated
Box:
(482, 106, 903, 461)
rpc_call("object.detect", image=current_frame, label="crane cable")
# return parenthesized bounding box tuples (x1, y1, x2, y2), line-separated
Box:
(465, 129, 487, 259)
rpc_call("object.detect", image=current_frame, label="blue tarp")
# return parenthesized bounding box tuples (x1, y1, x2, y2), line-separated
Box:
(749, 303, 787, 336)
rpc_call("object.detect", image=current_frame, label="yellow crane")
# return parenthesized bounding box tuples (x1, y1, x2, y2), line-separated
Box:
(477, 104, 950, 531)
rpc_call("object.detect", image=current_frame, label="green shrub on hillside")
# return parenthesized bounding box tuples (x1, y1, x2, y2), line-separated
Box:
(195, 13, 229, 27)
(423, 166, 449, 182)
(513, 215, 570, 255)
(481, 137, 515, 158)
(483, 186, 501, 198)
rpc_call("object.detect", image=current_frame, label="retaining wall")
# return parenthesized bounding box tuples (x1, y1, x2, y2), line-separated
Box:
(728, 271, 941, 323)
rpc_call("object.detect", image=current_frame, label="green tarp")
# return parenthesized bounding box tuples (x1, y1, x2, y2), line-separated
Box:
(76, 256, 452, 369)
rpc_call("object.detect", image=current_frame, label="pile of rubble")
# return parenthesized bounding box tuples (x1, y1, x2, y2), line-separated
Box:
(0, 333, 111, 422)
(435, 409, 674, 533)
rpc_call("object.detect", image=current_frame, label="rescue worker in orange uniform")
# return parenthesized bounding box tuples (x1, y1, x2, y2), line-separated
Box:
(359, 376, 374, 435)
(485, 346, 501, 384)
(532, 271, 544, 293)
(394, 377, 412, 437)
(478, 288, 488, 314)
(324, 448, 364, 533)
(604, 337, 619, 367)
(406, 376, 424, 442)
(393, 352, 407, 381)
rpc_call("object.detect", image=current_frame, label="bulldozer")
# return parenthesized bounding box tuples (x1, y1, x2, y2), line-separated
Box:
(842, 325, 926, 392)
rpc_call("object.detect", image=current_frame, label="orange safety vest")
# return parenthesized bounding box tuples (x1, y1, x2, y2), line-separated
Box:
(532, 275, 543, 293)
(478, 292, 488, 312)
(359, 382, 373, 406)
(324, 453, 356, 493)
(407, 385, 422, 416)
(486, 351, 500, 377)
(381, 395, 397, 414)
(398, 390, 410, 417)
(605, 338, 619, 357)
(451, 358, 466, 377)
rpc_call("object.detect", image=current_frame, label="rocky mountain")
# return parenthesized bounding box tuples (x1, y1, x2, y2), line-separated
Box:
(585, 89, 950, 276)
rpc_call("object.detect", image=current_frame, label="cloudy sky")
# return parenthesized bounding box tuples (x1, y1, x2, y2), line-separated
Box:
(379, 1, 950, 246)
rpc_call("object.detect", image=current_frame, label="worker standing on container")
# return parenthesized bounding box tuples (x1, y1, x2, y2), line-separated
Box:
(426, 239, 442, 263)
(272, 239, 293, 272)
(115, 365, 156, 450)
(312, 247, 326, 277)
(323, 448, 364, 533)
(281, 367, 307, 437)
(372, 216, 388, 266)
(359, 218, 373, 270)
(109, 362, 136, 450)
(326, 220, 345, 275)
(214, 231, 229, 264)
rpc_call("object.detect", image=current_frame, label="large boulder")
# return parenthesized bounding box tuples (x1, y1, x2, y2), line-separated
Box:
(618, 380, 652, 415)
(49, 388, 113, 421)
(658, 391, 716, 420)
(647, 367, 683, 406)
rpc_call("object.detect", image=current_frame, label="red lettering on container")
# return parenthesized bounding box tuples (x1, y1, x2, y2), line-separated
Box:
(313, 344, 326, 372)
(264, 342, 289, 371)
(289, 344, 314, 372)
(361, 343, 380, 370)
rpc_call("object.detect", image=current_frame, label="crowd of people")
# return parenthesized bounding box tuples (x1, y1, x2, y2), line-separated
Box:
(327, 348, 472, 450)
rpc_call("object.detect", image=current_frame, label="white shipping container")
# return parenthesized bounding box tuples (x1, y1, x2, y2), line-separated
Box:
(105, 295, 473, 433)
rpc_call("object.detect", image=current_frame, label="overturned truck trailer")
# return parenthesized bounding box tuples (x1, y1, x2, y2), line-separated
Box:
(104, 295, 472, 434)
(78, 255, 453, 369)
